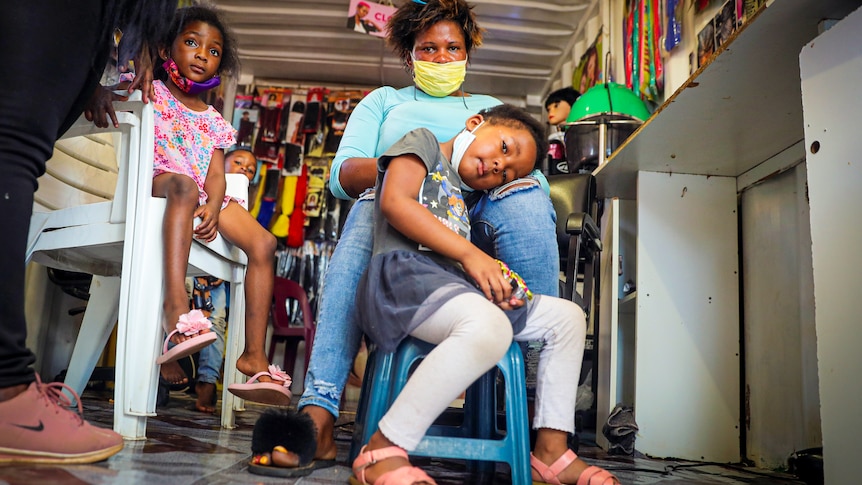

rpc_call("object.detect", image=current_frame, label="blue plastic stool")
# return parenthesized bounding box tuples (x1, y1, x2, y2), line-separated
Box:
(350, 337, 532, 485)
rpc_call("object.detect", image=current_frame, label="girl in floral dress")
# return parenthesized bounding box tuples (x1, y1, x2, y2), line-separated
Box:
(146, 5, 291, 405)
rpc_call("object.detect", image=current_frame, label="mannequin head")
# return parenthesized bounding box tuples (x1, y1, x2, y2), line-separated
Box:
(543, 87, 580, 126)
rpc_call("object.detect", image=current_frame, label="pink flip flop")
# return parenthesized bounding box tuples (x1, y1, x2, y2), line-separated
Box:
(228, 365, 293, 406)
(156, 310, 217, 365)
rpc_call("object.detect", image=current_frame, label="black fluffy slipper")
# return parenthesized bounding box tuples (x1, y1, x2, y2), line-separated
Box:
(248, 408, 328, 478)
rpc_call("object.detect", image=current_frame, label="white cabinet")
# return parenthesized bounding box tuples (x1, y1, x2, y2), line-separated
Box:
(593, 0, 862, 468)
(799, 9, 862, 483)
(597, 176, 740, 461)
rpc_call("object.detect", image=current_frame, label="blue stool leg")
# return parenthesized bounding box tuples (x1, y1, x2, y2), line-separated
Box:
(501, 343, 532, 485)
(467, 369, 497, 438)
(465, 369, 497, 475)
(350, 347, 396, 463)
(352, 339, 431, 461)
(350, 348, 375, 463)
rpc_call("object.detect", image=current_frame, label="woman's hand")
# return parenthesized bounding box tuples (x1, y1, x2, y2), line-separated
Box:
(193, 204, 220, 242)
(83, 85, 128, 128)
(128, 44, 156, 103)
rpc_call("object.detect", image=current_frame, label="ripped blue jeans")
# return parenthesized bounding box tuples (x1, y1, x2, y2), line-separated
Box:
(197, 282, 226, 385)
(297, 179, 559, 418)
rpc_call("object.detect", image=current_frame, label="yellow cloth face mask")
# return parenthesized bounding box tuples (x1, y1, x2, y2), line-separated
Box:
(412, 57, 467, 97)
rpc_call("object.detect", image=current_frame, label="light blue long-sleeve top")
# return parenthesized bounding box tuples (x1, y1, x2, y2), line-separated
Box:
(330, 85, 502, 200)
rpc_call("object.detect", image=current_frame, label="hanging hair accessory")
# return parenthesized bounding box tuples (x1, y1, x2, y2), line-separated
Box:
(163, 58, 221, 95)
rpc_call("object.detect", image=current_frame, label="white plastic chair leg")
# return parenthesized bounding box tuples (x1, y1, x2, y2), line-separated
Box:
(221, 276, 246, 429)
(24, 212, 50, 264)
(61, 276, 121, 403)
(112, 206, 164, 440)
(112, 293, 161, 439)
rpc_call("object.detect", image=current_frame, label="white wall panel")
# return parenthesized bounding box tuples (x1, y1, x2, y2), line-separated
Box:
(741, 164, 820, 469)
(800, 7, 862, 482)
(635, 171, 739, 461)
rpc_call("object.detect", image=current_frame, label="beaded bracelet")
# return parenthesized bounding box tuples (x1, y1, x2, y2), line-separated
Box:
(496, 260, 533, 301)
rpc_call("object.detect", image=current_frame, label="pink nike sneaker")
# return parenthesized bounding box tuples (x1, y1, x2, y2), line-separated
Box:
(0, 374, 124, 464)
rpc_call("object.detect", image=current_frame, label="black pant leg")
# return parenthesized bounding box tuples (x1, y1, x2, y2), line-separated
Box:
(0, 1, 109, 387)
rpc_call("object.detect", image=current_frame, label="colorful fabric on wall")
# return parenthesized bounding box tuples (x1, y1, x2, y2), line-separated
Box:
(286, 163, 309, 248)
(624, 0, 663, 102)
(269, 175, 298, 238)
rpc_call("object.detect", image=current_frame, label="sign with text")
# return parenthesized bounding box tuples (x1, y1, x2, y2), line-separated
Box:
(345, 0, 395, 39)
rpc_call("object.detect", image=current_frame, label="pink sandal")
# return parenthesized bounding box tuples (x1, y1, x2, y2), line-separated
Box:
(349, 445, 437, 485)
(530, 449, 619, 485)
(156, 310, 217, 365)
(227, 364, 293, 406)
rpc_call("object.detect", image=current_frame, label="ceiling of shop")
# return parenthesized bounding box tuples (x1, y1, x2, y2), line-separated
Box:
(214, 0, 594, 107)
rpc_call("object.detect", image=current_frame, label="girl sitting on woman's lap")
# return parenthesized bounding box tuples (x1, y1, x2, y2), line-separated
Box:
(352, 104, 619, 485)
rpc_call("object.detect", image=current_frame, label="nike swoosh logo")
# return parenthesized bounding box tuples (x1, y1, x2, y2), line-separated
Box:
(12, 420, 44, 432)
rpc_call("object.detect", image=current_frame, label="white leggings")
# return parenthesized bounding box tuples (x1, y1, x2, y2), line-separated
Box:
(377, 292, 587, 451)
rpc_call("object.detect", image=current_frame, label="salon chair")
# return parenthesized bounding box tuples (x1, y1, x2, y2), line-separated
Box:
(547, 172, 602, 427)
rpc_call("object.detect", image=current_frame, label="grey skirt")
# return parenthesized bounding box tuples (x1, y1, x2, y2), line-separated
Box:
(355, 250, 528, 353)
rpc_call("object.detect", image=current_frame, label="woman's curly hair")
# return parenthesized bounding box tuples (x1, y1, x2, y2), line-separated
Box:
(154, 4, 240, 80)
(386, 0, 484, 70)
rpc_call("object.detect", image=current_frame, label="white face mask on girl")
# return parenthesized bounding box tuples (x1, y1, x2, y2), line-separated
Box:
(411, 54, 468, 97)
(449, 120, 484, 190)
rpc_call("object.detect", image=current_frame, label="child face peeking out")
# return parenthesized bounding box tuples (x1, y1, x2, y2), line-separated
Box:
(225, 150, 257, 182)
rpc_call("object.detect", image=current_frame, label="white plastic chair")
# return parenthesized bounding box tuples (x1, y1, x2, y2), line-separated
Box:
(26, 92, 247, 439)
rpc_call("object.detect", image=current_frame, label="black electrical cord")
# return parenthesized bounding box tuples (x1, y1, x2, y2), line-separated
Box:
(663, 461, 802, 480)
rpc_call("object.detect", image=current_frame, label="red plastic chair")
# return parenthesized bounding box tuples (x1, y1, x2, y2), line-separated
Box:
(268, 277, 316, 379)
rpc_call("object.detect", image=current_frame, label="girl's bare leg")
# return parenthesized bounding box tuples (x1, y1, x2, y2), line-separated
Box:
(217, 202, 277, 380)
(152, 173, 206, 344)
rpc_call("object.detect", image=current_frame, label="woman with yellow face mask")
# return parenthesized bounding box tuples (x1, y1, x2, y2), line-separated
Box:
(254, 1, 590, 482)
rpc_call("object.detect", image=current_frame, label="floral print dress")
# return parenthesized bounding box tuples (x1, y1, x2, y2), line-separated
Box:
(152, 80, 236, 206)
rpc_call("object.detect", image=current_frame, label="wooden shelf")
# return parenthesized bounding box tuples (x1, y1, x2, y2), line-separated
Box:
(619, 290, 636, 313)
(594, 0, 862, 199)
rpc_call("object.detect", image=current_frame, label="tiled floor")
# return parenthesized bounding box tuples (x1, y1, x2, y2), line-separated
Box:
(0, 388, 807, 485)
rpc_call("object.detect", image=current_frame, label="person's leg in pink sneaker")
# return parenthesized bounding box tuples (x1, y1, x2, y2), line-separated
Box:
(0, 375, 124, 465)
(0, 0, 175, 465)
